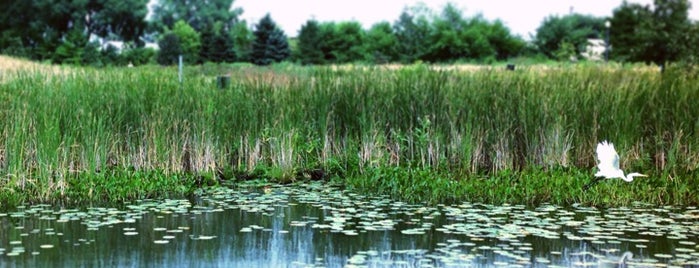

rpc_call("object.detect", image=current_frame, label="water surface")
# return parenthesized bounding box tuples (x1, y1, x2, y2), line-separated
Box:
(1, 182, 698, 267)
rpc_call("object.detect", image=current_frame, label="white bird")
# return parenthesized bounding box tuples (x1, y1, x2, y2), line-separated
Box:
(584, 140, 647, 190)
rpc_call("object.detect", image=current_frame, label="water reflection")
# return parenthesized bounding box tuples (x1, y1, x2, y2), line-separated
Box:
(1, 182, 698, 267)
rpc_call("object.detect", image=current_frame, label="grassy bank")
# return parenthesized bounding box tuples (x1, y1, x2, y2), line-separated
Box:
(1, 59, 697, 207)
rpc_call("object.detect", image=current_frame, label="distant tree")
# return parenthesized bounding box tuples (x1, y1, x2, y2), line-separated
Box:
(90, 0, 149, 46)
(296, 19, 325, 64)
(231, 20, 253, 62)
(251, 14, 290, 65)
(149, 0, 243, 32)
(0, 1, 35, 57)
(365, 21, 399, 63)
(200, 21, 236, 63)
(422, 3, 524, 62)
(610, 0, 695, 64)
(157, 33, 182, 65)
(424, 3, 471, 62)
(393, 6, 432, 63)
(171, 20, 201, 63)
(485, 20, 526, 60)
(122, 47, 156, 65)
(317, 22, 340, 63)
(534, 14, 606, 59)
(52, 28, 101, 65)
(650, 0, 693, 64)
(100, 44, 122, 66)
(0, 0, 148, 61)
(609, 2, 653, 62)
(331, 21, 367, 63)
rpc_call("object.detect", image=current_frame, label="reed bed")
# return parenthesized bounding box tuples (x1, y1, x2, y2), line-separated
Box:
(1, 62, 697, 206)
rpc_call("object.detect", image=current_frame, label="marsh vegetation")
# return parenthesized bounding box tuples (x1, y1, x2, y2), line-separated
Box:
(0, 58, 697, 207)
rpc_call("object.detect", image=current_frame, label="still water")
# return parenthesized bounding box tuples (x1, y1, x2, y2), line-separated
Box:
(1, 182, 698, 267)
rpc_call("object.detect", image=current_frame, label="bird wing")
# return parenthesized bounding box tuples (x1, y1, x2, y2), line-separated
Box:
(596, 141, 620, 172)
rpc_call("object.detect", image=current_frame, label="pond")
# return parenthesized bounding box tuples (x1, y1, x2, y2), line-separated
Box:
(1, 182, 698, 267)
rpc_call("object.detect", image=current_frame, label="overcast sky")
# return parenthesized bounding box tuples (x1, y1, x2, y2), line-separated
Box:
(233, 0, 699, 39)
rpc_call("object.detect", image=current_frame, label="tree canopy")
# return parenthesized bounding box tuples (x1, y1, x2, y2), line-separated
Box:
(610, 0, 696, 64)
(251, 14, 290, 65)
(2, 0, 697, 66)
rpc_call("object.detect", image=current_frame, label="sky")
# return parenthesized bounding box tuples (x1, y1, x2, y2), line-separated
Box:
(233, 0, 699, 39)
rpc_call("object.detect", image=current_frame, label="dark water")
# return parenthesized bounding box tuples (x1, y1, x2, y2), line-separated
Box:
(1, 182, 698, 267)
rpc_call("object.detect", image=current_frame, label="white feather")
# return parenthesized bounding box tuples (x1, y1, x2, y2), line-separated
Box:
(594, 140, 646, 182)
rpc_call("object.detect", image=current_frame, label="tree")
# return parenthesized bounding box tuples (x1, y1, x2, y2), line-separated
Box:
(424, 3, 470, 62)
(200, 21, 236, 63)
(231, 21, 253, 62)
(365, 21, 399, 63)
(610, 0, 695, 64)
(90, 0, 149, 45)
(251, 14, 290, 65)
(393, 5, 432, 63)
(421, 3, 524, 62)
(317, 22, 340, 63)
(0, 0, 148, 61)
(485, 20, 526, 60)
(171, 20, 201, 63)
(296, 19, 325, 64)
(157, 32, 182, 65)
(331, 21, 367, 63)
(149, 0, 243, 32)
(534, 14, 606, 59)
(609, 2, 653, 62)
(53, 28, 101, 65)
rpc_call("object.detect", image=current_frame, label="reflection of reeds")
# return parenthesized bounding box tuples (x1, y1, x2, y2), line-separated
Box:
(1, 59, 698, 204)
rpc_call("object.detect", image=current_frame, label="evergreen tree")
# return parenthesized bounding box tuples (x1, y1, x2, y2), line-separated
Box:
(251, 14, 290, 65)
(157, 33, 182, 65)
(296, 19, 325, 64)
(200, 21, 236, 63)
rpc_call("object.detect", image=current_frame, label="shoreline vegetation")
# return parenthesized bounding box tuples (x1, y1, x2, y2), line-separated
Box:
(1, 56, 698, 208)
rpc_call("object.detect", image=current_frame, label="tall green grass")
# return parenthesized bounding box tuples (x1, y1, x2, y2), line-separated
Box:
(1, 63, 697, 206)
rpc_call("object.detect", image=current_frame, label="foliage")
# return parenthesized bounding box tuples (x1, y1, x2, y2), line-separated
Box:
(534, 13, 606, 59)
(52, 29, 101, 65)
(230, 20, 254, 62)
(330, 21, 367, 63)
(610, 0, 697, 65)
(199, 21, 236, 63)
(156, 33, 182, 65)
(296, 19, 326, 64)
(365, 22, 400, 63)
(0, 0, 148, 61)
(170, 20, 201, 64)
(149, 0, 243, 32)
(122, 47, 156, 65)
(251, 14, 291, 65)
(393, 7, 432, 63)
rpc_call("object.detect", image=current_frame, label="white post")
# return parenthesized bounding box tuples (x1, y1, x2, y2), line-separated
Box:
(178, 55, 183, 84)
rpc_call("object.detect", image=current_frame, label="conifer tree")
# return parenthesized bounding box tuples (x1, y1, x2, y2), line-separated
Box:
(251, 14, 290, 65)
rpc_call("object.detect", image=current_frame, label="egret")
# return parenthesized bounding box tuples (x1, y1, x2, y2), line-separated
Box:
(583, 140, 647, 190)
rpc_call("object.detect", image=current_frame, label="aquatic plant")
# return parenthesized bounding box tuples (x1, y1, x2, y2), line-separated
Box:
(0, 62, 697, 206)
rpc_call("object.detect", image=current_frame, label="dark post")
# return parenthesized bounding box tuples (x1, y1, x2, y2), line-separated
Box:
(217, 75, 231, 89)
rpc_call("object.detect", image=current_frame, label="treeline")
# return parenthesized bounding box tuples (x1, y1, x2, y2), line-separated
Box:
(0, 0, 696, 66)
